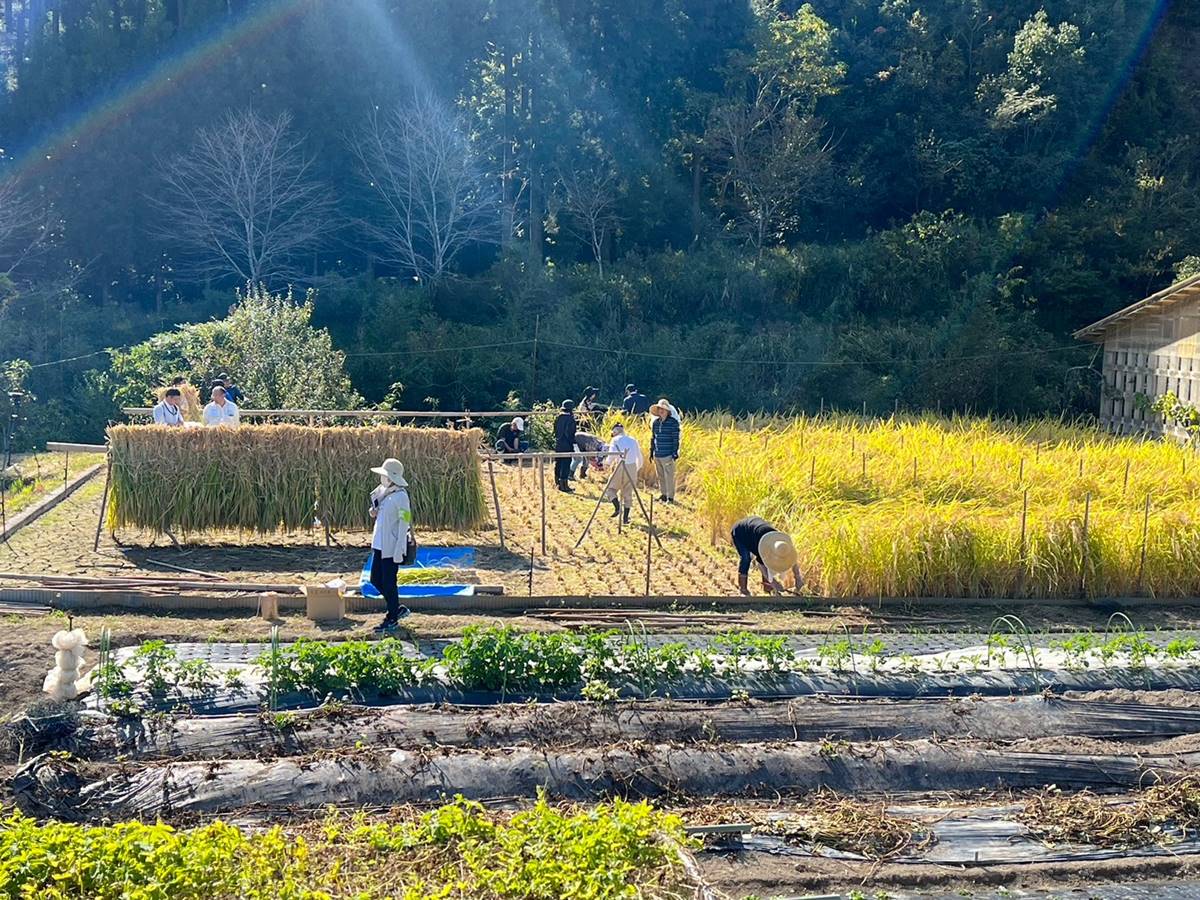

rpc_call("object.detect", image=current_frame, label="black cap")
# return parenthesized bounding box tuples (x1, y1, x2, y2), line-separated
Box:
(625, 384, 635, 393)
(561, 399, 575, 411)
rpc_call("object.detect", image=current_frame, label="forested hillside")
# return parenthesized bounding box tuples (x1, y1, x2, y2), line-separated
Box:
(1, 0, 1198, 440)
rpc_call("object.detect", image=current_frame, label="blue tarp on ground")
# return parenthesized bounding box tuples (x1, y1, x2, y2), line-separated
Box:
(359, 550, 476, 599)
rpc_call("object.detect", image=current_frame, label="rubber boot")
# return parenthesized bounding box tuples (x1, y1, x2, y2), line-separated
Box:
(622, 508, 631, 525)
(610, 498, 621, 518)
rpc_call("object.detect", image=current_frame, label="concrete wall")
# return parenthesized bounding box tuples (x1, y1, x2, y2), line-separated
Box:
(1099, 295, 1200, 437)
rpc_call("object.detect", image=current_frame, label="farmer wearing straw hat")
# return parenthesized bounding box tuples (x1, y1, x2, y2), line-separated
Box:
(730, 515, 805, 596)
(649, 398, 681, 503)
(368, 458, 414, 632)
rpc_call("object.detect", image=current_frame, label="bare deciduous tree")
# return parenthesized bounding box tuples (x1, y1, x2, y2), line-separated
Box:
(0, 174, 52, 278)
(350, 94, 499, 283)
(707, 101, 832, 258)
(557, 163, 621, 276)
(153, 110, 335, 284)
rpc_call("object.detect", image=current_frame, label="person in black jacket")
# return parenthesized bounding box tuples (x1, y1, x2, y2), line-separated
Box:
(553, 400, 577, 492)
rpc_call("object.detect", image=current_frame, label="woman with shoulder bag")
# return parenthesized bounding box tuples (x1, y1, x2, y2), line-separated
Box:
(368, 457, 414, 632)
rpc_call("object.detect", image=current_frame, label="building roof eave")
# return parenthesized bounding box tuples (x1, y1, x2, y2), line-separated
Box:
(1073, 273, 1200, 342)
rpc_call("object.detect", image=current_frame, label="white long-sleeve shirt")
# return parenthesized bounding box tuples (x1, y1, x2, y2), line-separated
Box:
(608, 433, 644, 470)
(202, 400, 240, 428)
(371, 487, 412, 562)
(152, 400, 184, 426)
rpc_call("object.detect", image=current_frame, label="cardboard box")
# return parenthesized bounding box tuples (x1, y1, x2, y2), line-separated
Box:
(303, 585, 345, 622)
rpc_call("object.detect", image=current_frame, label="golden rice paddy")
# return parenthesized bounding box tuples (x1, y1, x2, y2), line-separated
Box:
(614, 412, 1200, 599)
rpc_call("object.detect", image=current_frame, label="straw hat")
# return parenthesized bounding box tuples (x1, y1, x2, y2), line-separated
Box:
(512, 417, 525, 431)
(758, 531, 797, 575)
(649, 399, 671, 416)
(370, 458, 409, 488)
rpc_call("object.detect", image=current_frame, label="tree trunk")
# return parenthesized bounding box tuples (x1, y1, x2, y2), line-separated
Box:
(529, 168, 543, 264)
(690, 153, 702, 244)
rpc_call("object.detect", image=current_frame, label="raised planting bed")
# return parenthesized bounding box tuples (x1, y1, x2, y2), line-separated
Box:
(84, 624, 1200, 715)
(16, 739, 1199, 820)
(0, 797, 700, 899)
(60, 695, 1200, 762)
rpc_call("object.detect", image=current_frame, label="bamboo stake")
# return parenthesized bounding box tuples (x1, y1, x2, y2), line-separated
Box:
(63, 451, 69, 489)
(1079, 492, 1091, 598)
(575, 454, 624, 549)
(1018, 458, 1025, 486)
(1079, 457, 1084, 478)
(1136, 493, 1151, 594)
(644, 497, 655, 597)
(809, 457, 816, 487)
(861, 451, 867, 479)
(486, 459, 505, 552)
(92, 457, 113, 552)
(912, 457, 917, 483)
(1019, 488, 1029, 562)
(538, 457, 547, 555)
(1123, 459, 1131, 494)
(528, 545, 534, 597)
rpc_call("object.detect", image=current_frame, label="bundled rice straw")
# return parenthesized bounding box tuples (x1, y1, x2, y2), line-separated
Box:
(106, 424, 487, 535)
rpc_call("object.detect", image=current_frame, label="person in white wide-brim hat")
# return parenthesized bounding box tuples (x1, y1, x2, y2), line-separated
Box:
(368, 458, 413, 631)
(730, 515, 805, 596)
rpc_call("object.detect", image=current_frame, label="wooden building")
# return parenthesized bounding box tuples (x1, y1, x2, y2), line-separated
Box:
(1074, 274, 1200, 436)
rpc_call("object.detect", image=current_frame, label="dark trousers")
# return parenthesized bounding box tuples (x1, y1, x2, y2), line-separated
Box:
(370, 548, 401, 619)
(554, 456, 572, 485)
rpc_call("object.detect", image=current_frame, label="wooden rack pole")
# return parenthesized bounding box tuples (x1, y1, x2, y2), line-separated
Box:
(575, 452, 626, 549)
(644, 497, 655, 596)
(538, 457, 547, 555)
(92, 457, 113, 552)
(486, 459, 505, 552)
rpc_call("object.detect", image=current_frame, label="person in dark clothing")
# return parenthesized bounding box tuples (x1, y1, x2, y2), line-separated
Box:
(730, 515, 804, 596)
(553, 400, 577, 492)
(217, 373, 245, 405)
(571, 430, 606, 479)
(622, 385, 650, 415)
(495, 417, 526, 460)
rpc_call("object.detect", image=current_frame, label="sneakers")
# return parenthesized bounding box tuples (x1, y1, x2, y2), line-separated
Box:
(373, 607, 411, 633)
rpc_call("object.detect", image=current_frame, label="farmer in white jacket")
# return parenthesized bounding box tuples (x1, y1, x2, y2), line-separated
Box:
(368, 457, 413, 632)
(604, 422, 644, 524)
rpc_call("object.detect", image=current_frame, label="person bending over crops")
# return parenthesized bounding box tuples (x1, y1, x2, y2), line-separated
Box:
(553, 400, 577, 493)
(495, 417, 527, 460)
(202, 384, 240, 428)
(649, 399, 681, 503)
(368, 458, 413, 631)
(571, 430, 607, 480)
(152, 388, 185, 427)
(604, 423, 644, 524)
(731, 516, 804, 596)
